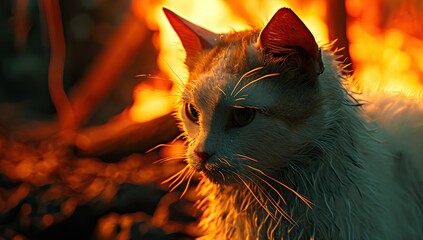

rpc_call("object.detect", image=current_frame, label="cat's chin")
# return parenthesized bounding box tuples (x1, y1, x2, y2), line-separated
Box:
(201, 170, 225, 185)
(189, 160, 236, 185)
(190, 163, 227, 185)
(201, 168, 242, 186)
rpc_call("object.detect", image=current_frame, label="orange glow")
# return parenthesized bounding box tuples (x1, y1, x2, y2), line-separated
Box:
(42, 214, 54, 227)
(20, 203, 32, 216)
(129, 87, 175, 122)
(61, 198, 77, 216)
(11, 235, 25, 240)
(1, 2, 421, 238)
(130, 0, 330, 122)
(145, 0, 248, 84)
(97, 213, 119, 240)
(129, 0, 421, 123)
(347, 1, 423, 97)
(145, 0, 328, 84)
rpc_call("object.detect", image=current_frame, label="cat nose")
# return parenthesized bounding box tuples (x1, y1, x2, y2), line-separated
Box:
(194, 151, 213, 163)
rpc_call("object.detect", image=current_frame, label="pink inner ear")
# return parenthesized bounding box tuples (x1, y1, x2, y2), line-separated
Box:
(163, 8, 221, 60)
(259, 8, 324, 74)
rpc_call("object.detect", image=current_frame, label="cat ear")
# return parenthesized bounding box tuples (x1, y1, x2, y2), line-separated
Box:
(163, 8, 222, 67)
(257, 8, 324, 76)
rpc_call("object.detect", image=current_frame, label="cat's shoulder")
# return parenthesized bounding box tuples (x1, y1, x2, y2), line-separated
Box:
(363, 92, 422, 131)
(363, 92, 423, 171)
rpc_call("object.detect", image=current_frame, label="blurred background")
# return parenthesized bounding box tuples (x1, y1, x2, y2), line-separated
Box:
(0, 0, 422, 239)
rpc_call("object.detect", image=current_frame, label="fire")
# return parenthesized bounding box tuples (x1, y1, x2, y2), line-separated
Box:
(129, 81, 175, 122)
(143, 0, 329, 84)
(350, 28, 423, 97)
(130, 0, 422, 123)
(144, 0, 249, 84)
(346, 0, 423, 97)
(129, 0, 329, 122)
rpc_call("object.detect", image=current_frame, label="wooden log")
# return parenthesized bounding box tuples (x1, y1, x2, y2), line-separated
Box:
(74, 113, 180, 159)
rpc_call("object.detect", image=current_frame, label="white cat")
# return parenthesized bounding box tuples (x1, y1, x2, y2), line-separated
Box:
(164, 7, 423, 240)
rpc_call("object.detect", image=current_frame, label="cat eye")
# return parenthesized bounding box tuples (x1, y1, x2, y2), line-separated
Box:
(231, 108, 256, 128)
(185, 103, 200, 124)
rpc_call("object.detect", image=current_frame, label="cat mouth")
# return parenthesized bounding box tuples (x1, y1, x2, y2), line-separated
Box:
(188, 156, 234, 183)
(202, 163, 236, 184)
(189, 160, 205, 172)
(192, 162, 214, 173)
(189, 160, 226, 183)
(189, 156, 216, 172)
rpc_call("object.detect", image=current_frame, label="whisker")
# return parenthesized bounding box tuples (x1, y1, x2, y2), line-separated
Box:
(171, 132, 186, 144)
(234, 73, 280, 97)
(246, 165, 313, 208)
(135, 73, 186, 92)
(217, 86, 227, 97)
(241, 179, 277, 222)
(234, 93, 249, 102)
(240, 191, 255, 212)
(244, 174, 296, 225)
(180, 169, 196, 199)
(151, 134, 187, 164)
(218, 157, 232, 167)
(234, 154, 259, 162)
(229, 170, 278, 221)
(163, 60, 189, 93)
(217, 169, 226, 182)
(288, 224, 296, 233)
(169, 167, 192, 192)
(232, 105, 261, 110)
(230, 66, 264, 96)
(135, 74, 172, 81)
(146, 143, 174, 153)
(250, 172, 287, 205)
(164, 59, 184, 83)
(153, 156, 185, 165)
(162, 165, 189, 184)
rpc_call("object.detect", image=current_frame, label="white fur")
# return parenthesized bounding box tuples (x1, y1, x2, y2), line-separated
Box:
(177, 47, 423, 239)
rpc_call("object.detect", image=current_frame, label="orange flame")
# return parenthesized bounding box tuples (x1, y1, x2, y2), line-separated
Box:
(129, 84, 175, 122)
(130, 0, 422, 123)
(346, 0, 423, 97)
(144, 0, 328, 86)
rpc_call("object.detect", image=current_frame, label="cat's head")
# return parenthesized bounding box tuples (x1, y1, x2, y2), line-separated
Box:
(165, 8, 326, 185)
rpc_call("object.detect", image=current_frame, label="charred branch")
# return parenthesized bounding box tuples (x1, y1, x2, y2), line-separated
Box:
(74, 113, 180, 159)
